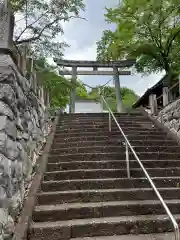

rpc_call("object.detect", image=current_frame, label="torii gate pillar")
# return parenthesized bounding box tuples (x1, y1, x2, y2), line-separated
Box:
(113, 67, 124, 113)
(69, 66, 77, 113)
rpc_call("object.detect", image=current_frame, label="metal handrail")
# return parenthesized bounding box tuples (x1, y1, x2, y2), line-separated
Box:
(100, 93, 180, 240)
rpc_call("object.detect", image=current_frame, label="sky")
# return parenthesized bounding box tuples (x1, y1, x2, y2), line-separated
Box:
(60, 0, 165, 96)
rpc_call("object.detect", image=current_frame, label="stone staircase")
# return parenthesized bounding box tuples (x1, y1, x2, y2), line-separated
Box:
(28, 113, 180, 240)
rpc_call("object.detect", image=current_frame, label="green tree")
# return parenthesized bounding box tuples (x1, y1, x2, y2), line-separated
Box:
(76, 81, 89, 99)
(10, 0, 85, 58)
(89, 86, 138, 111)
(32, 59, 92, 108)
(97, 0, 180, 82)
(34, 58, 72, 108)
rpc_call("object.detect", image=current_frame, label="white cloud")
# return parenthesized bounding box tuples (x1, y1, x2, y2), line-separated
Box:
(132, 72, 165, 96)
(64, 42, 97, 60)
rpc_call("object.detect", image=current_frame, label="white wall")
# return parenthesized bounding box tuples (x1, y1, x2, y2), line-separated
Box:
(66, 101, 102, 113)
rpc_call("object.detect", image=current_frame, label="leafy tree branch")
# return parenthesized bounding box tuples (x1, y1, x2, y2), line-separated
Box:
(97, 0, 180, 78)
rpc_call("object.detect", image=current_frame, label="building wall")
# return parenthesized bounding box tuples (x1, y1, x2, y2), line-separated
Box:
(66, 101, 102, 113)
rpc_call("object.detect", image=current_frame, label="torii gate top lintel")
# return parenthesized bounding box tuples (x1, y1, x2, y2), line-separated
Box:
(54, 59, 136, 68)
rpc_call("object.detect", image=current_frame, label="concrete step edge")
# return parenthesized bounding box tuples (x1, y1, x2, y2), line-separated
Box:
(50, 145, 179, 151)
(42, 176, 180, 184)
(47, 159, 180, 165)
(37, 187, 180, 196)
(69, 233, 173, 240)
(45, 167, 180, 174)
(30, 214, 180, 228)
(49, 151, 180, 157)
(34, 199, 180, 212)
(53, 139, 175, 143)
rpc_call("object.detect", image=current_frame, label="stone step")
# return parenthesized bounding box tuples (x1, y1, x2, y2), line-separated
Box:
(55, 126, 159, 133)
(61, 115, 146, 120)
(46, 160, 180, 171)
(53, 134, 172, 142)
(60, 116, 148, 121)
(59, 116, 151, 121)
(33, 199, 180, 222)
(41, 177, 180, 192)
(48, 152, 180, 162)
(54, 130, 164, 137)
(52, 139, 176, 148)
(59, 118, 153, 124)
(53, 133, 168, 141)
(58, 121, 154, 128)
(37, 188, 180, 205)
(50, 146, 180, 154)
(62, 112, 142, 117)
(44, 168, 180, 181)
(58, 122, 156, 129)
(69, 233, 174, 240)
(58, 121, 153, 127)
(29, 214, 180, 239)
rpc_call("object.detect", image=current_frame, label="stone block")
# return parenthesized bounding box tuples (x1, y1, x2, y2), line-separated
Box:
(8, 189, 22, 218)
(22, 132, 29, 140)
(6, 137, 19, 161)
(0, 131, 7, 155)
(27, 120, 34, 133)
(32, 127, 42, 141)
(23, 155, 32, 181)
(11, 160, 23, 181)
(0, 154, 12, 198)
(0, 101, 14, 120)
(16, 130, 23, 140)
(15, 84, 27, 109)
(19, 139, 26, 149)
(29, 92, 39, 110)
(0, 84, 16, 105)
(0, 116, 17, 140)
(20, 76, 30, 93)
(21, 117, 28, 130)
(19, 145, 28, 164)
(24, 111, 31, 120)
(0, 66, 15, 84)
(4, 215, 14, 240)
(0, 185, 7, 208)
(0, 153, 11, 177)
(0, 208, 8, 232)
(16, 116, 23, 131)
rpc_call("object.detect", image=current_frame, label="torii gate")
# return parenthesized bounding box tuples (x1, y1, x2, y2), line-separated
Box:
(54, 59, 135, 113)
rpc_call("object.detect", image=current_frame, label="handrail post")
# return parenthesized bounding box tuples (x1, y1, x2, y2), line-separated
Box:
(109, 112, 111, 132)
(125, 142, 130, 178)
(175, 223, 180, 240)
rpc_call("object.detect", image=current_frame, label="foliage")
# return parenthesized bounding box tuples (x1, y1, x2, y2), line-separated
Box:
(88, 86, 138, 111)
(34, 58, 72, 108)
(11, 0, 85, 58)
(32, 59, 92, 108)
(76, 81, 89, 99)
(97, 0, 180, 77)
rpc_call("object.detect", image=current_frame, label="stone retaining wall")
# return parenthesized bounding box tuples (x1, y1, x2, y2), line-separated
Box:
(0, 54, 50, 239)
(156, 98, 180, 137)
